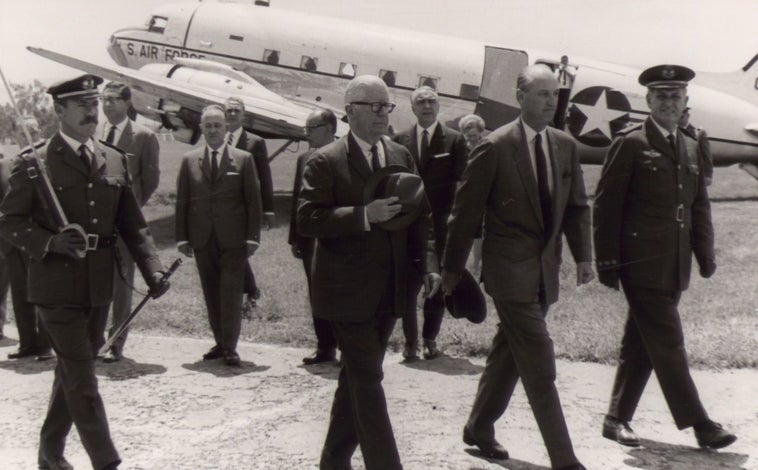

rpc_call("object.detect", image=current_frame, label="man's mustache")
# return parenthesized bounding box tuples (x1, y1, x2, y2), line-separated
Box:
(80, 116, 98, 125)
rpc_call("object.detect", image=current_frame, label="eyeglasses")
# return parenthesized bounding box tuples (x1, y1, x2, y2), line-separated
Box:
(305, 123, 328, 132)
(99, 96, 124, 104)
(349, 101, 396, 113)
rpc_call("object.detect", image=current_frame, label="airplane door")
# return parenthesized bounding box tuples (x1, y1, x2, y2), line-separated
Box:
(476, 46, 529, 130)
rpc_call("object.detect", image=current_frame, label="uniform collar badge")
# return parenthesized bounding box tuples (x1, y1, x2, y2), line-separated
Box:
(642, 149, 662, 158)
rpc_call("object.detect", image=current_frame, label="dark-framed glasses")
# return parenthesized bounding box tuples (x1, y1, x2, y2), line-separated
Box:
(349, 101, 396, 113)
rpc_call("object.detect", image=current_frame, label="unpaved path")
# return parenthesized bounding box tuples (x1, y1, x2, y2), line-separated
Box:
(1, 332, 756, 469)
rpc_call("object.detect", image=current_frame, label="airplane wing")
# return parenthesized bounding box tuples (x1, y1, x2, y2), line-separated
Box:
(27, 47, 317, 140)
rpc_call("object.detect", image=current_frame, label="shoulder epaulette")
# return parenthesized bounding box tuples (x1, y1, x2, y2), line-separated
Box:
(17, 140, 46, 157)
(615, 122, 643, 136)
(679, 125, 698, 140)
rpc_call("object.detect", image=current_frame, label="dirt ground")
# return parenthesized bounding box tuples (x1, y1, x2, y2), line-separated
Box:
(1, 330, 756, 470)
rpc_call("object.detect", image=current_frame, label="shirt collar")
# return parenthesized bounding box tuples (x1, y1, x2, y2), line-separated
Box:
(416, 121, 439, 139)
(650, 117, 678, 139)
(59, 130, 94, 154)
(206, 143, 227, 156)
(108, 116, 129, 132)
(351, 133, 385, 161)
(520, 118, 545, 143)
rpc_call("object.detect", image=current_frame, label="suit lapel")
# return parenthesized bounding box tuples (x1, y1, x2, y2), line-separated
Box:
(381, 137, 402, 167)
(545, 129, 564, 235)
(236, 130, 247, 150)
(91, 140, 108, 177)
(346, 133, 373, 181)
(216, 147, 233, 182)
(117, 120, 134, 152)
(199, 148, 213, 183)
(645, 118, 677, 162)
(513, 122, 542, 225)
(408, 128, 420, 166)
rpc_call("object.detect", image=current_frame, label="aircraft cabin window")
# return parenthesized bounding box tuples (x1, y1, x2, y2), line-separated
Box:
(229, 35, 244, 42)
(301, 56, 318, 72)
(263, 50, 280, 65)
(459, 84, 480, 100)
(380, 70, 397, 87)
(339, 63, 357, 78)
(418, 76, 439, 90)
(146, 16, 167, 34)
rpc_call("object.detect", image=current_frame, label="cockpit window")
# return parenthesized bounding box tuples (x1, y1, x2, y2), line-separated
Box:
(339, 63, 357, 78)
(146, 16, 168, 34)
(418, 75, 438, 90)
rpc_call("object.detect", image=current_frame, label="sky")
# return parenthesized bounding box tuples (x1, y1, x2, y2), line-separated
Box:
(1, 0, 757, 104)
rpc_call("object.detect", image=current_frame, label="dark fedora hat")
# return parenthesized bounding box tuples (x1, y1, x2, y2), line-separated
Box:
(362, 164, 426, 231)
(444, 269, 487, 324)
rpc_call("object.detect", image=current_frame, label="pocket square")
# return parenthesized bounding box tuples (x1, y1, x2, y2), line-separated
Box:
(226, 171, 240, 175)
(433, 152, 450, 159)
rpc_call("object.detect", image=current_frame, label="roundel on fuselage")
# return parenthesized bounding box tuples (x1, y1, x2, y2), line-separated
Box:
(566, 86, 632, 147)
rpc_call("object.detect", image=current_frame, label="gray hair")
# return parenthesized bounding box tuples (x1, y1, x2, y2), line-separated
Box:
(458, 114, 485, 131)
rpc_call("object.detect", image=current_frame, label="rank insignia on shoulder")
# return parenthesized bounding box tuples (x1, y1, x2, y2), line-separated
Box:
(641, 149, 662, 158)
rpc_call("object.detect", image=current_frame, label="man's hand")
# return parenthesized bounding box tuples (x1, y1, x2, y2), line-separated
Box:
(423, 272, 442, 298)
(576, 261, 595, 286)
(291, 245, 302, 259)
(264, 213, 276, 230)
(178, 244, 193, 258)
(147, 271, 170, 299)
(48, 231, 86, 259)
(246, 243, 259, 257)
(700, 261, 717, 278)
(441, 269, 462, 296)
(366, 197, 401, 223)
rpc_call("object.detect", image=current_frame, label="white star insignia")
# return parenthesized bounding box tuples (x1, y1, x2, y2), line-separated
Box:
(573, 90, 628, 140)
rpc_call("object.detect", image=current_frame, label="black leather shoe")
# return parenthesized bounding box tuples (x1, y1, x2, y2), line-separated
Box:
(402, 343, 419, 362)
(694, 420, 737, 449)
(423, 339, 441, 359)
(555, 464, 586, 470)
(8, 348, 37, 359)
(302, 348, 336, 365)
(102, 348, 122, 363)
(463, 426, 509, 460)
(602, 415, 640, 447)
(36, 349, 55, 361)
(202, 345, 224, 361)
(38, 456, 74, 470)
(224, 350, 241, 367)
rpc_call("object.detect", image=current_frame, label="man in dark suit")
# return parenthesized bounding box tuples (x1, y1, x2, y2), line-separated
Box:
(441, 65, 593, 470)
(224, 97, 274, 312)
(298, 75, 440, 470)
(288, 108, 338, 365)
(0, 74, 168, 470)
(393, 86, 467, 361)
(594, 64, 736, 450)
(176, 105, 262, 367)
(100, 82, 161, 363)
(2, 116, 53, 360)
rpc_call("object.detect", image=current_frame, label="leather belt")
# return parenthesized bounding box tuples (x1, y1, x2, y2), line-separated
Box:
(85, 233, 117, 251)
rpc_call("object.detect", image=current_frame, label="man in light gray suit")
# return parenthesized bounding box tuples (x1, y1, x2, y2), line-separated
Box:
(441, 65, 593, 470)
(100, 82, 160, 362)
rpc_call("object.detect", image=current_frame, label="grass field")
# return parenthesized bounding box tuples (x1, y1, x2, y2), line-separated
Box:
(1, 140, 757, 369)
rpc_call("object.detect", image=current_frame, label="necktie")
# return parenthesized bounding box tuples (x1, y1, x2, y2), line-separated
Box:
(534, 133, 552, 238)
(668, 133, 678, 158)
(419, 129, 430, 166)
(78, 144, 91, 172)
(211, 150, 219, 179)
(370, 144, 381, 172)
(227, 133, 234, 146)
(106, 125, 117, 145)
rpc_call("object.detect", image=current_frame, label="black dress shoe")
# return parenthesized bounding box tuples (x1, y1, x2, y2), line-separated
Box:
(402, 343, 419, 362)
(38, 456, 74, 470)
(36, 349, 55, 361)
(103, 348, 123, 363)
(302, 348, 336, 365)
(202, 345, 224, 361)
(423, 339, 441, 359)
(555, 464, 586, 470)
(463, 426, 509, 460)
(8, 347, 37, 359)
(224, 350, 241, 366)
(602, 414, 640, 447)
(694, 420, 737, 449)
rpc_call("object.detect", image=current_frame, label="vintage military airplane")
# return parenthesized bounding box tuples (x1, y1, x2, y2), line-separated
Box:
(29, 0, 758, 177)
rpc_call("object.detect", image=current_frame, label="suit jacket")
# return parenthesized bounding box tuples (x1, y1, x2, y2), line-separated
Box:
(175, 145, 262, 250)
(393, 124, 468, 225)
(442, 119, 592, 306)
(297, 133, 436, 322)
(594, 118, 714, 291)
(288, 148, 315, 253)
(99, 120, 160, 206)
(0, 158, 13, 256)
(0, 134, 163, 307)
(235, 130, 274, 214)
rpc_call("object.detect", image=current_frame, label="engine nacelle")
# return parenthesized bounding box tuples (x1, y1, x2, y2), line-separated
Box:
(130, 89, 202, 145)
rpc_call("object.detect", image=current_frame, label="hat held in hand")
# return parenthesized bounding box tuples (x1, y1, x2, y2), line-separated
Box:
(444, 269, 486, 324)
(362, 164, 426, 231)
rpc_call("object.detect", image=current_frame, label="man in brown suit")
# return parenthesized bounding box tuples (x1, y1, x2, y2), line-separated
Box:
(100, 82, 161, 362)
(441, 65, 593, 470)
(224, 97, 274, 311)
(298, 75, 440, 470)
(176, 105, 262, 366)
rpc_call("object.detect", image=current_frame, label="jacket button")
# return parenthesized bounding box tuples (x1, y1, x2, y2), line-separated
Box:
(88, 183, 94, 189)
(92, 218, 98, 224)
(89, 201, 95, 206)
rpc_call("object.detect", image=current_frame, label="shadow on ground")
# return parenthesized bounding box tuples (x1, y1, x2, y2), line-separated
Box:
(464, 449, 550, 469)
(400, 354, 484, 376)
(624, 438, 748, 469)
(182, 359, 269, 377)
(96, 358, 167, 381)
(0, 357, 56, 375)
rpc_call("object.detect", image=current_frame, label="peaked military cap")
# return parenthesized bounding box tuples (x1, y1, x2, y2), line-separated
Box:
(47, 74, 103, 99)
(102, 81, 131, 100)
(638, 64, 695, 89)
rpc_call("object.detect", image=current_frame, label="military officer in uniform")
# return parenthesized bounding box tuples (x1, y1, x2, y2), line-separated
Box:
(594, 64, 737, 450)
(0, 74, 169, 470)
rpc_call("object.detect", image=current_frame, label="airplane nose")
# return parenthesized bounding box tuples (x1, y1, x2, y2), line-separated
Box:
(107, 36, 128, 66)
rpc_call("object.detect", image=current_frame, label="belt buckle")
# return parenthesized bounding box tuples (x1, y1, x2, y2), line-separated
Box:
(86, 233, 99, 251)
(675, 204, 684, 222)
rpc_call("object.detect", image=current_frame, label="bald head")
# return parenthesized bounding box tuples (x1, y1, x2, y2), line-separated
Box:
(344, 75, 389, 105)
(516, 64, 559, 131)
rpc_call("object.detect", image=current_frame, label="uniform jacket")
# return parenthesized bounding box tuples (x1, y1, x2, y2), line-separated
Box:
(683, 123, 714, 181)
(288, 148, 315, 254)
(297, 133, 437, 322)
(442, 119, 592, 306)
(235, 130, 274, 214)
(0, 134, 163, 307)
(98, 120, 160, 206)
(593, 118, 715, 291)
(175, 145, 262, 250)
(393, 124, 468, 223)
